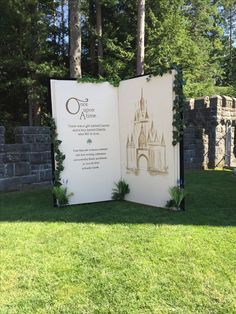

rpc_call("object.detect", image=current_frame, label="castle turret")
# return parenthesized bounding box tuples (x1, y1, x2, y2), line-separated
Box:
(140, 88, 145, 112)
(138, 124, 147, 148)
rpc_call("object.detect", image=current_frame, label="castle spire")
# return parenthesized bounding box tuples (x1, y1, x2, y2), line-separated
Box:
(131, 133, 134, 143)
(151, 120, 154, 132)
(138, 123, 147, 148)
(154, 131, 158, 142)
(161, 134, 165, 145)
(140, 88, 145, 112)
(126, 136, 130, 147)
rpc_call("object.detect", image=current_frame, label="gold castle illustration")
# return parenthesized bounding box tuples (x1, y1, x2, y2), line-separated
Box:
(126, 89, 168, 175)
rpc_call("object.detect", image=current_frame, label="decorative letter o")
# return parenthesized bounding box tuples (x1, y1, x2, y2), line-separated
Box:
(65, 97, 80, 115)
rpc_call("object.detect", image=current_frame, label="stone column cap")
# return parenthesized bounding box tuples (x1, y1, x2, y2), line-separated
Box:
(222, 95, 233, 101)
(211, 95, 223, 99)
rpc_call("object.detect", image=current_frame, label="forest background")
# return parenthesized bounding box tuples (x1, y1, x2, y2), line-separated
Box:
(0, 0, 235, 141)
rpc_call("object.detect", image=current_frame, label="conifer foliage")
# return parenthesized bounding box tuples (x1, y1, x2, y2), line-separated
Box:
(0, 0, 235, 133)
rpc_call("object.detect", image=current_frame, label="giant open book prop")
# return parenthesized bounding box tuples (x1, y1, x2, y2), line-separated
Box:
(50, 72, 180, 207)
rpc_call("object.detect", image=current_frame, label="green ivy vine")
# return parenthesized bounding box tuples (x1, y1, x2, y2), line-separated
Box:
(172, 66, 186, 146)
(147, 64, 185, 145)
(42, 113, 65, 186)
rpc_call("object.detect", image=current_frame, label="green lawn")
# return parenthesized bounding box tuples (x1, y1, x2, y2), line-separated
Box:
(0, 170, 235, 314)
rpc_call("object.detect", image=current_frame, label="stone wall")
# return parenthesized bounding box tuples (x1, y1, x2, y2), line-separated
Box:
(184, 96, 236, 169)
(0, 126, 52, 192)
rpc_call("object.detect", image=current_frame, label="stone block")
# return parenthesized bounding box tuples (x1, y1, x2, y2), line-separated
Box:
(31, 164, 42, 171)
(30, 143, 51, 152)
(0, 178, 10, 192)
(4, 143, 31, 153)
(22, 175, 37, 185)
(5, 164, 15, 177)
(188, 149, 196, 157)
(31, 170, 40, 181)
(194, 98, 205, 110)
(0, 177, 21, 192)
(46, 162, 51, 168)
(39, 170, 52, 182)
(222, 96, 233, 108)
(232, 98, 236, 109)
(20, 153, 30, 162)
(14, 126, 25, 134)
(210, 96, 221, 110)
(31, 163, 52, 171)
(0, 175, 37, 192)
(0, 136, 4, 144)
(34, 134, 51, 143)
(15, 134, 35, 144)
(3, 152, 21, 163)
(15, 126, 50, 135)
(15, 162, 30, 176)
(0, 165, 4, 177)
(0, 153, 4, 163)
(30, 152, 50, 164)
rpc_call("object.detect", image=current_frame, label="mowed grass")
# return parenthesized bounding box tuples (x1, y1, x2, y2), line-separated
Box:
(0, 171, 235, 314)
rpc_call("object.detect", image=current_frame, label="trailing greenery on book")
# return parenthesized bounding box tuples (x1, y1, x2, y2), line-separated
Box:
(172, 66, 185, 145)
(42, 113, 65, 187)
(147, 64, 185, 145)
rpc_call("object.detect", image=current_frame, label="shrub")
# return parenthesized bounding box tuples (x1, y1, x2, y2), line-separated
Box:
(112, 179, 130, 201)
(52, 186, 73, 207)
(166, 186, 186, 210)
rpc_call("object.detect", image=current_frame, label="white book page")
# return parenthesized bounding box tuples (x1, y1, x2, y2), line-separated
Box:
(118, 73, 180, 207)
(51, 80, 121, 205)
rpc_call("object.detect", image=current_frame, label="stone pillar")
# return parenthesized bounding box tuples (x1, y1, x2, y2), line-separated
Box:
(207, 96, 221, 168)
(215, 123, 226, 167)
(202, 128, 209, 169)
(184, 95, 236, 169)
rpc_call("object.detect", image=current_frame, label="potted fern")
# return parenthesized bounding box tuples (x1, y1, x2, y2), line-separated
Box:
(52, 186, 73, 207)
(166, 186, 186, 211)
(112, 179, 130, 201)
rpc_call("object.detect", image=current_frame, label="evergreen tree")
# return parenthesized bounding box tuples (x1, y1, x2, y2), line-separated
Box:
(0, 0, 235, 136)
(0, 0, 68, 131)
(221, 0, 236, 88)
(96, 0, 104, 75)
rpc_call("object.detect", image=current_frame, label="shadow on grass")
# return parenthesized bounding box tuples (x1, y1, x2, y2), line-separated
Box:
(0, 171, 236, 226)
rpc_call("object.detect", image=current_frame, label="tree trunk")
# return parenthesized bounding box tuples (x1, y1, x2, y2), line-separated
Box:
(69, 0, 82, 78)
(229, 7, 233, 68)
(89, 0, 96, 75)
(53, 0, 57, 52)
(28, 3, 41, 126)
(28, 99, 33, 126)
(96, 0, 104, 76)
(61, 0, 66, 58)
(136, 0, 145, 76)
